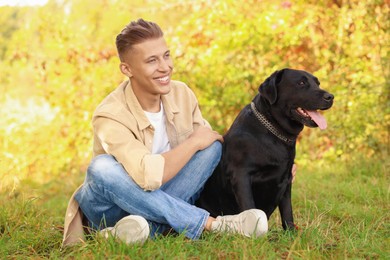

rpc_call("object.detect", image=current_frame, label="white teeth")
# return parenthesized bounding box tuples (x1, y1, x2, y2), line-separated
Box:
(297, 107, 309, 117)
(156, 76, 169, 82)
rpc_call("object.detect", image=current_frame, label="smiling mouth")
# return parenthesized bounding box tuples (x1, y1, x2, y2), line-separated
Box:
(155, 75, 170, 84)
(296, 107, 327, 130)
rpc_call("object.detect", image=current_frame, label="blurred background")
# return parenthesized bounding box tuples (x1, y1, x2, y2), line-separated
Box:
(0, 0, 388, 192)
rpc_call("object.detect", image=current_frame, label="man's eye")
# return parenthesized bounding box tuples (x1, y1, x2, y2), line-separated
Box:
(147, 59, 157, 63)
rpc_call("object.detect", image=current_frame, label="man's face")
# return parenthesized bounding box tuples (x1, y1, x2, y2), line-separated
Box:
(122, 37, 174, 97)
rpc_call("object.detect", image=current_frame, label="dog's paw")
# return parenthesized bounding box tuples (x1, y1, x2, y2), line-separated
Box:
(283, 222, 298, 232)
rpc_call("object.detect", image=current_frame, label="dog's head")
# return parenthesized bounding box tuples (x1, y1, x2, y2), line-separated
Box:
(258, 68, 334, 130)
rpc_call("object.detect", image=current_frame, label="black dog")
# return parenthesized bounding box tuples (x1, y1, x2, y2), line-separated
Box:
(196, 68, 334, 230)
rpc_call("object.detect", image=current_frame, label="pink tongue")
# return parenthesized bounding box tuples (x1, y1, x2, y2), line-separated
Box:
(305, 110, 327, 130)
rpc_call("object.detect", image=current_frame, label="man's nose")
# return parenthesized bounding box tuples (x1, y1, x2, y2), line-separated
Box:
(159, 59, 171, 71)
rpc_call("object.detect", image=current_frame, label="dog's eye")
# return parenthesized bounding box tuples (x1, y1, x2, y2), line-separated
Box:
(298, 81, 305, 86)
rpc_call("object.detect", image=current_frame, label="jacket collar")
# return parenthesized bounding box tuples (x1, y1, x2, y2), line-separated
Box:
(124, 80, 179, 130)
(161, 89, 179, 122)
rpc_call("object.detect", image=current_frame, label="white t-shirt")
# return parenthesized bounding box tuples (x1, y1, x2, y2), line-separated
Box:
(144, 103, 171, 154)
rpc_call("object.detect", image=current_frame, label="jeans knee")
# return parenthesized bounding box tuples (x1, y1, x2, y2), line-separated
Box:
(87, 154, 122, 183)
(204, 141, 222, 161)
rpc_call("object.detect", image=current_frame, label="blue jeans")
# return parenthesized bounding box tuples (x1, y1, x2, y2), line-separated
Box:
(75, 141, 222, 240)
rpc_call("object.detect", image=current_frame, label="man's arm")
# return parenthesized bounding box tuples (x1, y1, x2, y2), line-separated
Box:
(161, 126, 223, 184)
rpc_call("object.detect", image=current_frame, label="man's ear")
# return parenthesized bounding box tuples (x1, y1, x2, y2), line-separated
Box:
(119, 62, 133, 78)
(258, 69, 285, 105)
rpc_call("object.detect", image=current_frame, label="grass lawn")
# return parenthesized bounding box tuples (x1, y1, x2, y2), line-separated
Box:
(0, 161, 388, 259)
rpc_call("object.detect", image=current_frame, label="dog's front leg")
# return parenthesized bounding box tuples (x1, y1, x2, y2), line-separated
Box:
(278, 183, 296, 230)
(231, 172, 256, 212)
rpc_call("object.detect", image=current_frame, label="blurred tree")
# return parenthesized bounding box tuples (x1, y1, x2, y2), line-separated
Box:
(172, 0, 389, 166)
(0, 0, 388, 190)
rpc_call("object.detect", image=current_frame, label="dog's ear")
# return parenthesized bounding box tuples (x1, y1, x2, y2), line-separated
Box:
(259, 69, 285, 105)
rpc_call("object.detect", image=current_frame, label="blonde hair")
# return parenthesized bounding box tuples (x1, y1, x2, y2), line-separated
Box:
(115, 18, 163, 61)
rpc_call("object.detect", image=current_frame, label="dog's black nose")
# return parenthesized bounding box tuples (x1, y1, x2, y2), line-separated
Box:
(323, 93, 334, 102)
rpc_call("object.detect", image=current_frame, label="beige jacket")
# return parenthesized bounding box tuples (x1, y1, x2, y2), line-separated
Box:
(62, 80, 210, 247)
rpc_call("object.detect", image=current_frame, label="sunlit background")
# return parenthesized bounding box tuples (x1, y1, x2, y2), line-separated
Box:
(0, 0, 388, 193)
(0, 0, 48, 6)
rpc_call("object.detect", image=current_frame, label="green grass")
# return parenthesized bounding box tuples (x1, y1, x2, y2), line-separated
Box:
(1, 161, 389, 259)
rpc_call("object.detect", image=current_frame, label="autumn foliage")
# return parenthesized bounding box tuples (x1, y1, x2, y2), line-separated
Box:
(0, 0, 388, 191)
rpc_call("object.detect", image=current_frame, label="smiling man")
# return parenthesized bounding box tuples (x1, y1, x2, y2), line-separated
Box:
(62, 19, 268, 247)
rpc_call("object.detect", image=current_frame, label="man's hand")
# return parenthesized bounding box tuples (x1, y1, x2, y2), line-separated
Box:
(189, 126, 223, 150)
(291, 164, 297, 183)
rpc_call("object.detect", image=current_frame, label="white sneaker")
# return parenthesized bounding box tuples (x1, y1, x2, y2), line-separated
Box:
(211, 209, 268, 238)
(100, 215, 149, 245)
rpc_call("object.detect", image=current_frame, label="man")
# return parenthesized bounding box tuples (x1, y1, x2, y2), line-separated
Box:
(62, 19, 268, 247)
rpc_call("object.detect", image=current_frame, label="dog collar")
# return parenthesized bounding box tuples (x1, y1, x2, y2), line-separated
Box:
(250, 102, 296, 145)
